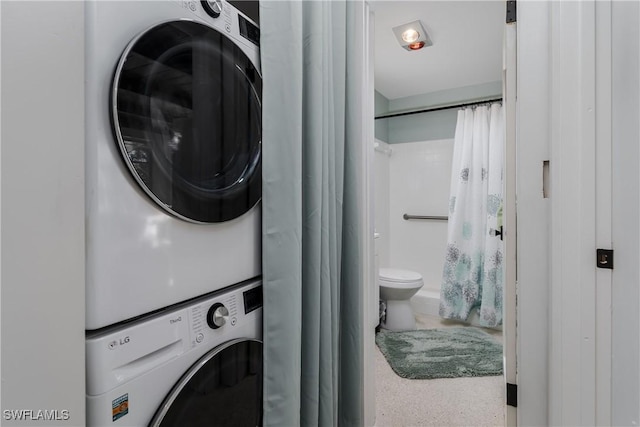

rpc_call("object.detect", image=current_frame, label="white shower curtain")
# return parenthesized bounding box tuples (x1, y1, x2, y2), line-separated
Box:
(439, 104, 504, 328)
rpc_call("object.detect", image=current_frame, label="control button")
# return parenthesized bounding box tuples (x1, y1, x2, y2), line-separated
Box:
(196, 333, 204, 343)
(201, 0, 223, 18)
(207, 303, 229, 329)
(189, 1, 197, 12)
(230, 317, 237, 326)
(225, 23, 232, 33)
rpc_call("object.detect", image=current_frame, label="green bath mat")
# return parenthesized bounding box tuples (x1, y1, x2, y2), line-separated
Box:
(375, 327, 503, 380)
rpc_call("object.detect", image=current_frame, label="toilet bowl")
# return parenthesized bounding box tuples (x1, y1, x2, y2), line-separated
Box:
(379, 268, 424, 331)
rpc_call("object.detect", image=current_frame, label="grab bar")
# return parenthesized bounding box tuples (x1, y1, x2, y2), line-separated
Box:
(403, 214, 448, 221)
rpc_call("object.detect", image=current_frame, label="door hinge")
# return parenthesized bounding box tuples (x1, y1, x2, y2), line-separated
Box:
(507, 383, 518, 407)
(596, 249, 614, 269)
(506, 0, 517, 23)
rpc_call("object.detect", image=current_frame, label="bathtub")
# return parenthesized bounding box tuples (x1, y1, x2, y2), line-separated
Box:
(410, 287, 502, 330)
(410, 287, 441, 317)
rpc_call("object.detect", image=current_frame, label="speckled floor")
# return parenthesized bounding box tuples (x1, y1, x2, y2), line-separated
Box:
(374, 314, 505, 427)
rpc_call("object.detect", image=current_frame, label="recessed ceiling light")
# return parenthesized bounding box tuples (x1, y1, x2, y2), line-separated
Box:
(392, 20, 432, 52)
(401, 28, 420, 43)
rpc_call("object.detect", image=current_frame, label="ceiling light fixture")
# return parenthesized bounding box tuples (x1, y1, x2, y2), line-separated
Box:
(392, 20, 432, 52)
(401, 28, 420, 43)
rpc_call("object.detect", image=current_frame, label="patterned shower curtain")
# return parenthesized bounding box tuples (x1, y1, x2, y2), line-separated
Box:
(439, 104, 504, 328)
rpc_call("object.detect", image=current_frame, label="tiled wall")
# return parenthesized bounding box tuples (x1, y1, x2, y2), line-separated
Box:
(387, 139, 454, 291)
(374, 140, 391, 267)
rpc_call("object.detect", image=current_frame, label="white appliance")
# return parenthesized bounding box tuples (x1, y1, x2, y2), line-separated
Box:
(85, 0, 262, 330)
(86, 279, 263, 426)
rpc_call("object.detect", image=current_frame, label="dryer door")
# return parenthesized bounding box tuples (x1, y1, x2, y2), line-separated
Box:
(150, 339, 262, 427)
(112, 20, 262, 223)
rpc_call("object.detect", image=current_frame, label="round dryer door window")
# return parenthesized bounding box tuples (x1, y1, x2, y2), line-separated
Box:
(112, 20, 262, 223)
(149, 339, 262, 426)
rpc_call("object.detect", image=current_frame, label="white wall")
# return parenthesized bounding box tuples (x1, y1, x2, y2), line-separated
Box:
(374, 92, 390, 143)
(388, 139, 453, 290)
(1, 2, 85, 425)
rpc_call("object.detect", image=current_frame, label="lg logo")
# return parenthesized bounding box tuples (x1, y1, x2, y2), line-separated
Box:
(108, 336, 130, 350)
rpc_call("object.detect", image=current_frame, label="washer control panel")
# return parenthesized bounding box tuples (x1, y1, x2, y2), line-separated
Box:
(86, 279, 262, 399)
(187, 281, 259, 348)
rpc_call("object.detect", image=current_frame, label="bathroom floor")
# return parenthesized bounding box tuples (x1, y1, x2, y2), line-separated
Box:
(374, 314, 504, 427)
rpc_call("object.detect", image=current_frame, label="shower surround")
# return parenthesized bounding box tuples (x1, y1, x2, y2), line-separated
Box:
(375, 138, 453, 317)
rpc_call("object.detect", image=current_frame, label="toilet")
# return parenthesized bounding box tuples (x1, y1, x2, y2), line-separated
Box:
(379, 268, 424, 331)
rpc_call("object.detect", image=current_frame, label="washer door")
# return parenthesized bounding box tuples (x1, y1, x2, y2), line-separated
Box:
(112, 20, 262, 223)
(150, 339, 262, 427)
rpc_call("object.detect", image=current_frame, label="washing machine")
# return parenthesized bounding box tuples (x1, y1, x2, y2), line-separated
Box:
(85, 0, 262, 330)
(86, 279, 263, 426)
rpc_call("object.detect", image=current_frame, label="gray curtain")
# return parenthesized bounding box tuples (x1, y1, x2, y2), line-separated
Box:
(260, 1, 367, 426)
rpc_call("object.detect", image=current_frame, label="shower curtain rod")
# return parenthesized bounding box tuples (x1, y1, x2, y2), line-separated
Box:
(374, 96, 503, 120)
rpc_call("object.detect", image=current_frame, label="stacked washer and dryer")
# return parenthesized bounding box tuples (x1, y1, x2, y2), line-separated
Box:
(84, 1, 263, 425)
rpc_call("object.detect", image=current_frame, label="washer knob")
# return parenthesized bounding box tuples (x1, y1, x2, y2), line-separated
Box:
(207, 303, 229, 329)
(201, 0, 223, 18)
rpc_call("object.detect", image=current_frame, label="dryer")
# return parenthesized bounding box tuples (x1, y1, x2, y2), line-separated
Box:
(85, 0, 262, 330)
(86, 279, 263, 426)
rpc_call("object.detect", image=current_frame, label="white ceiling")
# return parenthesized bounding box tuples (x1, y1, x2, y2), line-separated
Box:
(371, 1, 505, 101)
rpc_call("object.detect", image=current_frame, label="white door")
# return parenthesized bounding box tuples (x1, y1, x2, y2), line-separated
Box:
(611, 1, 640, 424)
(503, 8, 517, 426)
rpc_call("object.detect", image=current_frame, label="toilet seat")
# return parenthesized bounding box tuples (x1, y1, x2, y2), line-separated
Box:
(379, 268, 423, 288)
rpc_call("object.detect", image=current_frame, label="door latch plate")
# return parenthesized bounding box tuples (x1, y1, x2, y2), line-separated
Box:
(596, 249, 614, 269)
